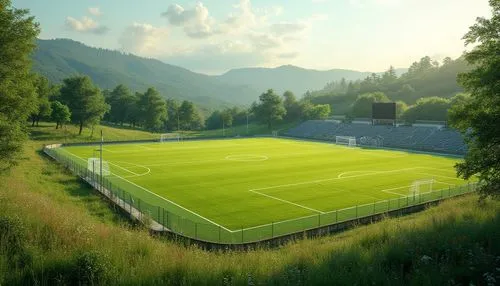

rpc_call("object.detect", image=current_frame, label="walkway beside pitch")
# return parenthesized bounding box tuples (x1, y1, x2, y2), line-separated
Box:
(84, 176, 165, 232)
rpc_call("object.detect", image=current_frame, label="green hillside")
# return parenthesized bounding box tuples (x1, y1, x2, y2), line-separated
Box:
(32, 39, 259, 108)
(308, 57, 471, 115)
(216, 65, 407, 97)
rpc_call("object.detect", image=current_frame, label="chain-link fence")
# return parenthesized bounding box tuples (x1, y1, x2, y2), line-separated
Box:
(44, 144, 477, 245)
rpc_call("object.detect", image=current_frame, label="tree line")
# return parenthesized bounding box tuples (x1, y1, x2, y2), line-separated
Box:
(26, 74, 333, 136)
(346, 91, 470, 123)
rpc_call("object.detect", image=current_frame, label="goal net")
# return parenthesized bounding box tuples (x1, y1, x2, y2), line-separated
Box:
(336, 136, 356, 147)
(409, 179, 435, 197)
(160, 133, 180, 142)
(87, 158, 110, 176)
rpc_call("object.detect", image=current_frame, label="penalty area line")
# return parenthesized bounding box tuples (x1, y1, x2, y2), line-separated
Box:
(249, 189, 325, 214)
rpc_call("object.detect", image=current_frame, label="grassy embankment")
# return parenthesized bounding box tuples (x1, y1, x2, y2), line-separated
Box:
(0, 122, 498, 285)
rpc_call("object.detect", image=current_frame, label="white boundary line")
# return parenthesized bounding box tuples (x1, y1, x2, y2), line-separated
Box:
(380, 186, 408, 197)
(415, 171, 463, 181)
(250, 167, 419, 192)
(249, 190, 325, 214)
(108, 161, 139, 176)
(59, 148, 233, 232)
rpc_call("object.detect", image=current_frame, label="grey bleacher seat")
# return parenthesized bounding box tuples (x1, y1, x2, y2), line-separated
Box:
(285, 120, 466, 154)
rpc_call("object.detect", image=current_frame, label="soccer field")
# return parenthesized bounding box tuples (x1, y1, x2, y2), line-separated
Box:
(53, 137, 472, 243)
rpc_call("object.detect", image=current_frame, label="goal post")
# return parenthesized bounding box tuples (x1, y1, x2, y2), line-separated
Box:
(160, 133, 180, 142)
(87, 158, 110, 176)
(335, 136, 357, 147)
(409, 179, 435, 201)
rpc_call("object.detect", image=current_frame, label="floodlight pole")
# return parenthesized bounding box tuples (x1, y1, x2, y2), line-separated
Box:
(100, 130, 103, 192)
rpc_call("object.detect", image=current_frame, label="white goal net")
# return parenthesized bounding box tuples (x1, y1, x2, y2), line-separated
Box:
(409, 179, 435, 197)
(160, 133, 180, 142)
(336, 136, 357, 147)
(87, 158, 110, 176)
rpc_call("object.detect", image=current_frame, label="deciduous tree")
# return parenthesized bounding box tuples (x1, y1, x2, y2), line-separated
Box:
(450, 0, 500, 197)
(50, 101, 71, 129)
(251, 89, 286, 130)
(59, 76, 109, 135)
(0, 0, 40, 171)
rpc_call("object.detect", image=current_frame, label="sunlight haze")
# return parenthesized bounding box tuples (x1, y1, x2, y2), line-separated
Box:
(14, 0, 491, 74)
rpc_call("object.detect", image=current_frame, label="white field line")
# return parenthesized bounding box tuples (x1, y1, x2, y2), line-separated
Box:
(114, 161, 151, 178)
(59, 149, 233, 232)
(337, 171, 379, 178)
(232, 213, 320, 233)
(249, 190, 325, 214)
(108, 162, 139, 176)
(415, 172, 462, 181)
(102, 147, 116, 153)
(380, 185, 409, 197)
(137, 145, 155, 150)
(251, 167, 419, 192)
(144, 158, 226, 167)
(235, 185, 472, 233)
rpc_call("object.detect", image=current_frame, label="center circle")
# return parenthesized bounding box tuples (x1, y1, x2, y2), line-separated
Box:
(225, 155, 269, 162)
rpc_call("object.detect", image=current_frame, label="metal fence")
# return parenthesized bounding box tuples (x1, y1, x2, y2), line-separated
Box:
(44, 144, 477, 245)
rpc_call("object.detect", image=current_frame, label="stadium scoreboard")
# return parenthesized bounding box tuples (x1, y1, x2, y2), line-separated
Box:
(372, 102, 396, 125)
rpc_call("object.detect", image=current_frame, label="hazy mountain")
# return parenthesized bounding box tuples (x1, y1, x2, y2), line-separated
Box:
(215, 65, 408, 96)
(32, 39, 260, 109)
(32, 39, 409, 109)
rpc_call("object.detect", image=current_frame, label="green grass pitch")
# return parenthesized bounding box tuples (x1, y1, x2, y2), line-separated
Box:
(56, 137, 470, 241)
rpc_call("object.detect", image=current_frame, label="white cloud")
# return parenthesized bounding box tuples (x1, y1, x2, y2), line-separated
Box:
(88, 7, 101, 17)
(270, 22, 310, 36)
(161, 3, 217, 38)
(154, 1, 315, 70)
(65, 16, 108, 34)
(119, 23, 169, 56)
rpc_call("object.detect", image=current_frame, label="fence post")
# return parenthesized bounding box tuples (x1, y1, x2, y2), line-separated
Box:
(318, 214, 321, 226)
(271, 222, 274, 238)
(398, 198, 400, 209)
(356, 205, 358, 218)
(219, 226, 221, 243)
(162, 208, 165, 231)
(406, 195, 409, 207)
(373, 201, 375, 215)
(241, 226, 244, 243)
(387, 199, 390, 211)
(335, 210, 338, 223)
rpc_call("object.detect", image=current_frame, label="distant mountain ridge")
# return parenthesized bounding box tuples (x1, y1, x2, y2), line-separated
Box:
(215, 65, 408, 96)
(32, 39, 259, 109)
(32, 38, 407, 109)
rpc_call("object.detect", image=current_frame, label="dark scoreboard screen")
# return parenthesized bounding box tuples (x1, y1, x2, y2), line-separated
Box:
(372, 103, 396, 120)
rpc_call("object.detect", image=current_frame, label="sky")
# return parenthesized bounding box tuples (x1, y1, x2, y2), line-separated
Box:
(13, 0, 491, 75)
